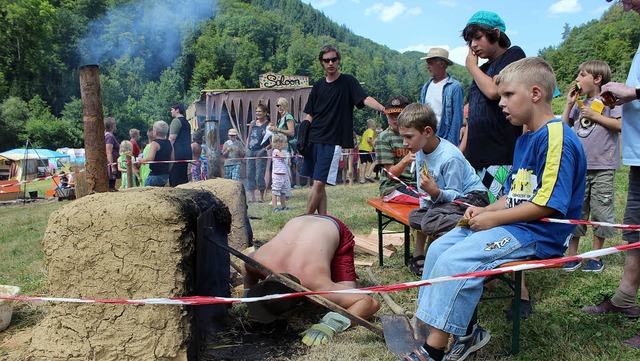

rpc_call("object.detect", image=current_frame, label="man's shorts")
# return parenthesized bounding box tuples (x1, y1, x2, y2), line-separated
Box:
(304, 214, 357, 282)
(623, 166, 640, 244)
(300, 143, 341, 185)
(359, 152, 374, 164)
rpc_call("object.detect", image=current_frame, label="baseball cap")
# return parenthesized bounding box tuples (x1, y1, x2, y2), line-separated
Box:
(228, 128, 238, 136)
(467, 11, 506, 33)
(419, 47, 453, 66)
(246, 273, 303, 323)
(384, 95, 410, 114)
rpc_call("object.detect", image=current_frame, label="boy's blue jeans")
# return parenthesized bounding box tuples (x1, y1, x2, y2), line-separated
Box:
(416, 227, 536, 336)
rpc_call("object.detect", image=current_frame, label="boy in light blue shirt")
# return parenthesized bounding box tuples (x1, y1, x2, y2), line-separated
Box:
(399, 103, 489, 276)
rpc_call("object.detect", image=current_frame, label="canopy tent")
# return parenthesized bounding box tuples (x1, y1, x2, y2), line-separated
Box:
(0, 148, 71, 180)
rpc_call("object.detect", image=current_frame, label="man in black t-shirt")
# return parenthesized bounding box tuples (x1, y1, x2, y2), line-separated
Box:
(169, 102, 191, 186)
(302, 45, 385, 214)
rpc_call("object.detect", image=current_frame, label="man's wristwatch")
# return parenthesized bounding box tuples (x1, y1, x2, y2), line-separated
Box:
(635, 84, 640, 100)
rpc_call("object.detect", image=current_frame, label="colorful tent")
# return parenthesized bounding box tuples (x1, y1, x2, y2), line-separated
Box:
(0, 148, 70, 180)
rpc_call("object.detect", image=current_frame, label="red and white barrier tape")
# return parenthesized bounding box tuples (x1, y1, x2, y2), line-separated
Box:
(2, 242, 640, 306)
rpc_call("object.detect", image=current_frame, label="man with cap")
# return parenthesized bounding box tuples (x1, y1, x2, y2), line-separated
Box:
(222, 128, 244, 181)
(419, 48, 465, 146)
(243, 214, 380, 346)
(462, 10, 525, 204)
(375, 94, 419, 205)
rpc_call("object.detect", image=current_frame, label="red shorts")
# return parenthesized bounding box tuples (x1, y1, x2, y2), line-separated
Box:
(305, 214, 357, 283)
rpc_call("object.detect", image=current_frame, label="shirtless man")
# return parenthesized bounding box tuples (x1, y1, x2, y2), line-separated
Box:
(243, 215, 380, 345)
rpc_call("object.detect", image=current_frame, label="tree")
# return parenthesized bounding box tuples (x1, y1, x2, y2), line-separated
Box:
(0, 96, 29, 151)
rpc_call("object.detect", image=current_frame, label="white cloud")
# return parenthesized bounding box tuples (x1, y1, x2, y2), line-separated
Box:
(365, 2, 422, 23)
(548, 0, 582, 15)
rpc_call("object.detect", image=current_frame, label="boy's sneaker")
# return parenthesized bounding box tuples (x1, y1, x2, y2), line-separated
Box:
(582, 259, 604, 273)
(444, 324, 490, 361)
(273, 207, 281, 213)
(562, 260, 581, 272)
(279, 206, 290, 211)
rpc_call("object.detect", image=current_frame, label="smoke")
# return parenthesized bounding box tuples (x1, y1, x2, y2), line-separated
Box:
(79, 0, 217, 72)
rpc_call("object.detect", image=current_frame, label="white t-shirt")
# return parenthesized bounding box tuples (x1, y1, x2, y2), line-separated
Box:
(425, 79, 446, 129)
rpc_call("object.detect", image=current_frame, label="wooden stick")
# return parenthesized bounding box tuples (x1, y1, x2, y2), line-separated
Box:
(366, 267, 413, 317)
(207, 232, 383, 336)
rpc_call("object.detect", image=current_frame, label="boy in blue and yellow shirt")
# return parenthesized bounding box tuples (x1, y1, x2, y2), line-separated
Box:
(402, 57, 587, 361)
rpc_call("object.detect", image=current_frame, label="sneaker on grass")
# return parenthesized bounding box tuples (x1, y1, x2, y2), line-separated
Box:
(582, 259, 604, 273)
(562, 260, 581, 272)
(444, 324, 490, 361)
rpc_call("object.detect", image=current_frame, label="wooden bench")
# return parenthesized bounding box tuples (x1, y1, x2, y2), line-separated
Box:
(367, 197, 560, 355)
(367, 197, 418, 267)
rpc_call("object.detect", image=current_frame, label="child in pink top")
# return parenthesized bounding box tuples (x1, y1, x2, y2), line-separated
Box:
(271, 134, 291, 212)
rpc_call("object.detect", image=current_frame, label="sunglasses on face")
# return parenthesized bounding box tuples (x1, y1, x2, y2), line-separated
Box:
(276, 104, 281, 107)
(322, 57, 339, 64)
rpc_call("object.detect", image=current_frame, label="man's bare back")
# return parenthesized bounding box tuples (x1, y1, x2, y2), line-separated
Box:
(244, 215, 379, 320)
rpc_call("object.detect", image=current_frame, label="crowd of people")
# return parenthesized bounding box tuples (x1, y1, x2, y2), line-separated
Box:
(97, 2, 640, 358)
(241, 2, 640, 360)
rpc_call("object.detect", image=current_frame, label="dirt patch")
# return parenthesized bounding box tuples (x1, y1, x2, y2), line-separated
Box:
(199, 305, 314, 361)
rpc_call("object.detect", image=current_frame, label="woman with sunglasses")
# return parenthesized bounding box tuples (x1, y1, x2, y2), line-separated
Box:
(246, 104, 270, 202)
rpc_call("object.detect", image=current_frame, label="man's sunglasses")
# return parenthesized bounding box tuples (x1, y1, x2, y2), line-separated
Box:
(322, 57, 339, 64)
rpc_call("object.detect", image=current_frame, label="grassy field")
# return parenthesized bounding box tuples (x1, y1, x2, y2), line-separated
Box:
(1, 170, 640, 360)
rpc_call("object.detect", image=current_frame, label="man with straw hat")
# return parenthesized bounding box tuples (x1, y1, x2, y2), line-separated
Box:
(419, 48, 464, 146)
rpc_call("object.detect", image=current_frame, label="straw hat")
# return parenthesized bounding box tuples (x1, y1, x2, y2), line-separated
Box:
(419, 47, 453, 66)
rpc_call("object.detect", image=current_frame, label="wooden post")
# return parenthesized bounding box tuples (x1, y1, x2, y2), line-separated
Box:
(79, 65, 108, 193)
(204, 118, 222, 178)
(126, 155, 133, 188)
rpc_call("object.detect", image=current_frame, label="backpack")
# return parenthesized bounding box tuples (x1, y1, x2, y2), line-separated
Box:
(296, 119, 311, 156)
(279, 113, 298, 151)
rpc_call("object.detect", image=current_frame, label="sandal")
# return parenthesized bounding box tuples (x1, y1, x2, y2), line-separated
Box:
(409, 255, 425, 276)
(402, 346, 434, 360)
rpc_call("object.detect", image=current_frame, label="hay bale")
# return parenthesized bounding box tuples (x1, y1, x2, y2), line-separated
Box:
(27, 187, 231, 360)
(179, 178, 251, 250)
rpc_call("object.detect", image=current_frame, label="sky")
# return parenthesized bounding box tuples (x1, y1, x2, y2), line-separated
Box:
(301, 0, 618, 66)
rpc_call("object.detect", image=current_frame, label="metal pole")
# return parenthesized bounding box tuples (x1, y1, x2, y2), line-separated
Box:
(79, 65, 108, 193)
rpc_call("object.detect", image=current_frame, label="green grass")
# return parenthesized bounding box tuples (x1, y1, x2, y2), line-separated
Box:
(0, 200, 65, 293)
(1, 171, 639, 360)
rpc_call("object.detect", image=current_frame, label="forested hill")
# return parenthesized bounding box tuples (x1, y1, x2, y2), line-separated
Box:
(542, 5, 640, 96)
(0, 0, 637, 152)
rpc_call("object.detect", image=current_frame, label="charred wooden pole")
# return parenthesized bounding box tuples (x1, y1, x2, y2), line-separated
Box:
(79, 65, 109, 193)
(204, 118, 222, 179)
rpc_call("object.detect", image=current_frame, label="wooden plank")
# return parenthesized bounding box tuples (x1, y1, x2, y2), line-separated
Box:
(367, 229, 404, 246)
(354, 236, 395, 258)
(354, 260, 374, 267)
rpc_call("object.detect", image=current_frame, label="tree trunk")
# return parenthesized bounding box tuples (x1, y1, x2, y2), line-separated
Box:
(79, 65, 108, 193)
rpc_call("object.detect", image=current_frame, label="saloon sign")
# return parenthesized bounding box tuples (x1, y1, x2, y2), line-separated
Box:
(259, 73, 309, 88)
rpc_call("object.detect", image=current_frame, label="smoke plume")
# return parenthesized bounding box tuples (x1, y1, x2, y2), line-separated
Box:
(79, 0, 217, 72)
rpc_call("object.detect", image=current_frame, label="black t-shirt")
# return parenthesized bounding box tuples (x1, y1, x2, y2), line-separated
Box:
(465, 46, 526, 170)
(303, 73, 367, 148)
(171, 116, 191, 161)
